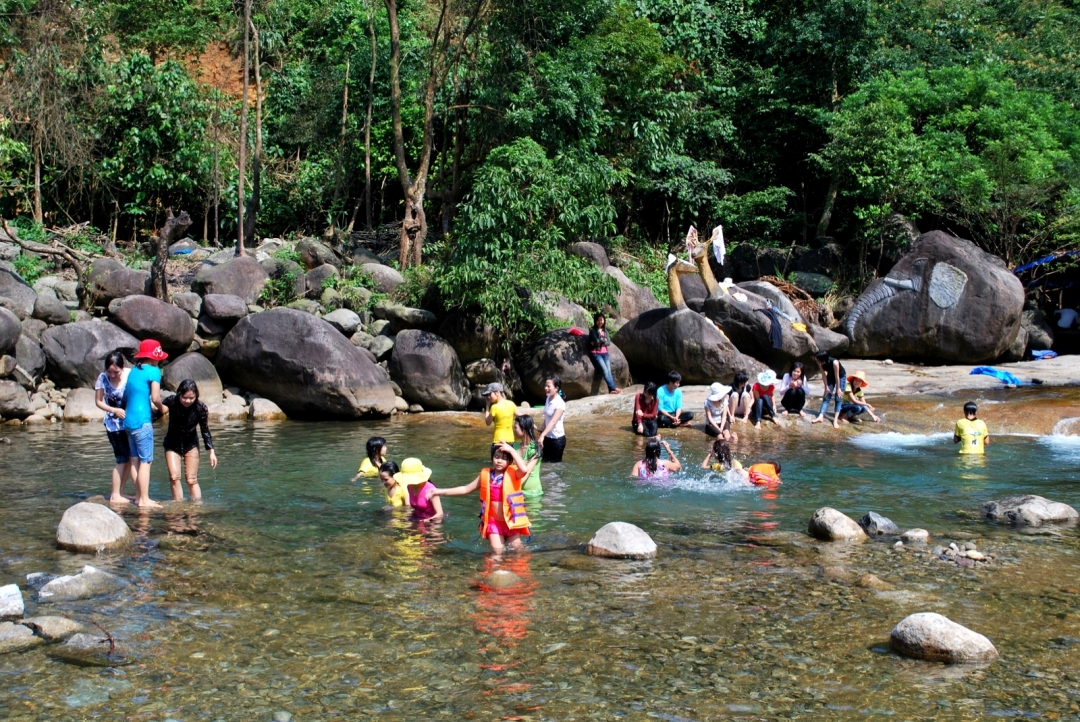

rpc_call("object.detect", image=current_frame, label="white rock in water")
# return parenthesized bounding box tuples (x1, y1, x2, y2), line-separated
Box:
(19, 615, 84, 641)
(808, 508, 868, 541)
(56, 501, 131, 553)
(0, 584, 23, 620)
(0, 621, 42, 654)
(901, 529, 930, 543)
(586, 522, 657, 559)
(890, 612, 998, 663)
(981, 495, 1079, 527)
(37, 565, 127, 603)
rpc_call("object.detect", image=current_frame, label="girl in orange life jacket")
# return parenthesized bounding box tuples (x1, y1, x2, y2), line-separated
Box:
(747, 461, 782, 487)
(431, 442, 539, 554)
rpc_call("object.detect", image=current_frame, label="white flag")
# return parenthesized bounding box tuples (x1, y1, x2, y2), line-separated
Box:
(710, 225, 725, 266)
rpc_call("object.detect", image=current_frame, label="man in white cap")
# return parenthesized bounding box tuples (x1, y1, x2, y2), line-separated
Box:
(483, 382, 518, 448)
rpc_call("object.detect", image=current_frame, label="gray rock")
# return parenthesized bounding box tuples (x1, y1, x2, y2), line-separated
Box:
(858, 512, 900, 535)
(322, 308, 361, 336)
(1022, 308, 1054, 351)
(0, 307, 19, 356)
(83, 258, 150, 306)
(319, 286, 342, 310)
(0, 583, 24, 620)
(19, 316, 46, 343)
(359, 263, 404, 294)
(249, 397, 287, 420)
(0, 353, 17, 377)
(350, 329, 373, 347)
(20, 615, 83, 642)
(438, 312, 500, 365)
(56, 502, 132, 553)
(191, 256, 269, 304)
(736, 281, 805, 323)
(702, 285, 820, 370)
(0, 621, 42, 654)
(808, 508, 869, 542)
(285, 299, 324, 315)
(37, 565, 128, 602)
(53, 280, 78, 304)
(172, 292, 203, 319)
(605, 266, 661, 321)
(15, 333, 46, 388)
(26, 572, 57, 591)
(351, 248, 383, 265)
(465, 358, 503, 387)
(516, 328, 631, 400)
(388, 330, 469, 411)
(32, 291, 71, 325)
(485, 570, 524, 589)
(534, 291, 590, 329)
(63, 388, 105, 422)
(378, 302, 438, 334)
(586, 522, 657, 559)
(216, 308, 396, 418)
(365, 334, 395, 362)
(161, 352, 223, 403)
(50, 631, 130, 666)
(900, 528, 930, 543)
(296, 237, 341, 270)
(301, 263, 339, 299)
(890, 612, 998, 664)
(369, 318, 391, 335)
(0, 266, 38, 317)
(0, 380, 32, 419)
(41, 321, 140, 388)
(981, 495, 1079, 527)
(200, 294, 248, 325)
(108, 294, 194, 353)
(790, 271, 834, 297)
(569, 241, 610, 269)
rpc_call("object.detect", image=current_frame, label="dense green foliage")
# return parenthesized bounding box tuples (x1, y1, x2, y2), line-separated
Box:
(3, 0, 1080, 340)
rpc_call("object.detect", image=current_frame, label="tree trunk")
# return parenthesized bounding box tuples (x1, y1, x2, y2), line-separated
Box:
(816, 171, 839, 238)
(365, 3, 377, 231)
(242, 16, 262, 247)
(151, 209, 192, 302)
(328, 58, 350, 240)
(236, 0, 251, 257)
(33, 143, 42, 225)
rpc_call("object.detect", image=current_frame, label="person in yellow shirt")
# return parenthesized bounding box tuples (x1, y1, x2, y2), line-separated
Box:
(379, 461, 408, 506)
(483, 383, 518, 447)
(353, 436, 388, 479)
(954, 402, 989, 454)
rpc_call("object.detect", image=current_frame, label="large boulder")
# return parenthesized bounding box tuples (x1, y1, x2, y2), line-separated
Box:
(809, 324, 849, 357)
(108, 295, 194, 353)
(569, 241, 610, 269)
(200, 294, 248, 326)
(737, 281, 804, 323)
(32, 292, 70, 326)
(0, 380, 32, 419)
(83, 258, 149, 306)
(981, 495, 1078, 527)
(41, 321, 140, 388)
(162, 352, 223, 402)
(300, 263, 339, 299)
(62, 388, 106, 422)
(56, 502, 132, 553)
(702, 287, 819, 370)
(13, 331, 47, 389)
(605, 267, 661, 321)
(890, 613, 998, 664)
(1022, 308, 1054, 352)
(172, 291, 202, 319)
(360, 263, 404, 294)
(586, 522, 657, 559)
(845, 232, 1024, 363)
(296, 237, 341, 270)
(0, 307, 19, 356)
(438, 312, 499, 364)
(808, 507, 868, 541)
(388, 330, 469, 411)
(217, 308, 396, 418)
(613, 308, 765, 385)
(191, 256, 269, 304)
(516, 328, 631, 401)
(0, 266, 38, 317)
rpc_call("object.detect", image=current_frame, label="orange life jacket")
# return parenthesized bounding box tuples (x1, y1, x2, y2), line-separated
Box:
(479, 466, 531, 538)
(748, 462, 781, 487)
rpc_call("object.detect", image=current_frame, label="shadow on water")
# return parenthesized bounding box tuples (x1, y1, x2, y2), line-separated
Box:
(1, 391, 1080, 719)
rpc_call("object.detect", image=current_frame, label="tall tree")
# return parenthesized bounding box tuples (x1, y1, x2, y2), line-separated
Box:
(236, 0, 251, 256)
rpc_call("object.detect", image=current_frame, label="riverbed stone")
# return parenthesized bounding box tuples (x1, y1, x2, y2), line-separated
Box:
(901, 528, 930, 543)
(586, 522, 657, 559)
(0, 621, 42, 654)
(62, 388, 105, 422)
(50, 632, 130, 666)
(161, 352, 223, 403)
(808, 508, 869, 542)
(438, 312, 499, 365)
(388, 330, 469, 411)
(41, 321, 139, 388)
(32, 291, 70, 326)
(365, 334, 395, 362)
(321, 308, 361, 336)
(0, 584, 24, 620)
(981, 495, 1079, 527)
(200, 293, 249, 326)
(108, 294, 194, 353)
(0, 380, 32, 419)
(15, 332, 46, 388)
(172, 292, 202, 319)
(379, 303, 439, 334)
(485, 570, 524, 590)
(56, 502, 132, 553)
(217, 307, 396, 418)
(37, 565, 127, 602)
(20, 615, 83, 642)
(890, 612, 998, 664)
(297, 237, 341, 270)
(858, 512, 899, 535)
(191, 256, 269, 304)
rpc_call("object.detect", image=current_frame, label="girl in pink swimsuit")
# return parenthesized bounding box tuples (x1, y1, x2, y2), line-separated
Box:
(394, 458, 444, 520)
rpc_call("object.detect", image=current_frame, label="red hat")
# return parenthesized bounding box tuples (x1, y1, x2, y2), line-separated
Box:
(134, 339, 168, 361)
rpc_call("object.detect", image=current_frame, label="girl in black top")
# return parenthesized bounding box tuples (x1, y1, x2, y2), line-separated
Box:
(162, 379, 218, 501)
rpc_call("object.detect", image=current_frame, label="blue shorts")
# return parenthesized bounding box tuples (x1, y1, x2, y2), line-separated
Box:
(106, 430, 130, 464)
(125, 423, 155, 463)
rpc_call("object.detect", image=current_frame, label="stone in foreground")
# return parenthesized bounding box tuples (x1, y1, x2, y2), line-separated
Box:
(37, 566, 128, 603)
(858, 511, 900, 535)
(981, 495, 1079, 527)
(50, 632, 132, 666)
(890, 612, 998, 664)
(20, 615, 84, 642)
(808, 508, 869, 541)
(0, 621, 43, 654)
(0, 583, 24, 620)
(900, 528, 930, 543)
(586, 522, 657, 559)
(56, 502, 132, 553)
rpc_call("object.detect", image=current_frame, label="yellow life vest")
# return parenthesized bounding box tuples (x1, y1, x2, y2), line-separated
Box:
(955, 418, 988, 454)
(479, 467, 531, 538)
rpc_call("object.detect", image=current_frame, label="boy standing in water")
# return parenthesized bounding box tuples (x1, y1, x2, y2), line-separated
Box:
(954, 401, 990, 454)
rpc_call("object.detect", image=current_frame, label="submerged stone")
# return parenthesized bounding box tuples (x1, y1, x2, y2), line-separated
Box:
(49, 632, 132, 667)
(20, 615, 84, 642)
(586, 522, 657, 559)
(0, 621, 43, 654)
(890, 612, 998, 664)
(37, 565, 128, 603)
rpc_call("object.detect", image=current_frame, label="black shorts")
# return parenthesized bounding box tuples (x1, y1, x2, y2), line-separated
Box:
(542, 435, 566, 462)
(106, 430, 130, 464)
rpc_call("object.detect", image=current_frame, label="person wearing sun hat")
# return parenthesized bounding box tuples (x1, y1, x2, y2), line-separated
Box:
(123, 339, 169, 508)
(703, 382, 735, 440)
(394, 457, 443, 520)
(838, 370, 880, 424)
(750, 369, 780, 430)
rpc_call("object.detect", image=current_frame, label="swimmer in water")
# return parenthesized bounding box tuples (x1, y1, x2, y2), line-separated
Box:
(701, 438, 742, 472)
(632, 438, 682, 479)
(353, 436, 388, 480)
(379, 461, 406, 507)
(953, 401, 989, 454)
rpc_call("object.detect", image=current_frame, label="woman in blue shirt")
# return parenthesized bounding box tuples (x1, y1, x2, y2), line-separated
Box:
(123, 339, 169, 508)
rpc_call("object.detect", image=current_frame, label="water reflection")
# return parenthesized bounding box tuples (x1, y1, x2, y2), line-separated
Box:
(473, 555, 536, 647)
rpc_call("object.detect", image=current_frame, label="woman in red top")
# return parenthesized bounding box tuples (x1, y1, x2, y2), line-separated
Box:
(632, 382, 659, 436)
(751, 370, 779, 429)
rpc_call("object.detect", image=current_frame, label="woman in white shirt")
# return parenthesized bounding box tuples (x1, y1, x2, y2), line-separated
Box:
(539, 375, 567, 462)
(703, 382, 735, 441)
(779, 362, 811, 417)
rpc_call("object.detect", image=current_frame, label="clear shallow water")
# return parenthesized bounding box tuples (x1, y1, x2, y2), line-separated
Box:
(1, 404, 1080, 721)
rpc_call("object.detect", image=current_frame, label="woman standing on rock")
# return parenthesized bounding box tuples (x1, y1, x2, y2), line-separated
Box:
(588, 313, 620, 395)
(123, 339, 169, 509)
(539, 375, 567, 463)
(95, 350, 134, 504)
(162, 379, 218, 501)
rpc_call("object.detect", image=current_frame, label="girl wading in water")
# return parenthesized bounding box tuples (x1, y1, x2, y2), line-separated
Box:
(95, 350, 135, 504)
(162, 379, 219, 501)
(123, 339, 169, 508)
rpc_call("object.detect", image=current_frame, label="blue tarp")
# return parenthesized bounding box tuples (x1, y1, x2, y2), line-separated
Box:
(970, 366, 1024, 385)
(1014, 250, 1080, 275)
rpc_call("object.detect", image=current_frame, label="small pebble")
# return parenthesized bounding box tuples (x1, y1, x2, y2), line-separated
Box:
(272, 712, 293, 722)
(893, 541, 903, 548)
